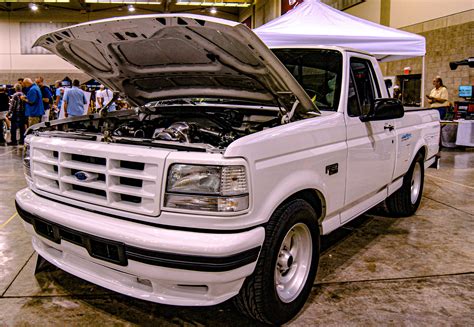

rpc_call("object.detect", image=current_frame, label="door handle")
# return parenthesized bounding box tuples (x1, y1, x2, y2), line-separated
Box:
(384, 124, 394, 131)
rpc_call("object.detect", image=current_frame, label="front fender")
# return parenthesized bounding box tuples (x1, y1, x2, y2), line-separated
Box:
(254, 169, 328, 225)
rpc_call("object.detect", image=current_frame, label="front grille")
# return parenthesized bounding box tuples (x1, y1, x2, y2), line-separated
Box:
(72, 184, 107, 198)
(120, 160, 145, 170)
(71, 154, 106, 166)
(29, 138, 166, 216)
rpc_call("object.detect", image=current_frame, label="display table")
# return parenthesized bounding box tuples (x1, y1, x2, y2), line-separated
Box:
(456, 120, 474, 147)
(440, 120, 458, 148)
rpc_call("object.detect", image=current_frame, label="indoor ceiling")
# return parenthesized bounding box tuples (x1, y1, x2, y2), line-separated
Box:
(0, 0, 251, 17)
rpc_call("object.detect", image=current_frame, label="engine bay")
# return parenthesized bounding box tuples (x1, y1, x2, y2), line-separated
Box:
(32, 103, 282, 152)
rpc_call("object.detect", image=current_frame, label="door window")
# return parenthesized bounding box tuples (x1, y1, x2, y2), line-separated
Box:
(348, 58, 380, 117)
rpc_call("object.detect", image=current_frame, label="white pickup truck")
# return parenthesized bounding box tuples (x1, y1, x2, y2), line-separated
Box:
(16, 15, 440, 324)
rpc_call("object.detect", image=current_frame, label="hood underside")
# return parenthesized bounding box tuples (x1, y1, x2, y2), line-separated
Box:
(34, 14, 317, 114)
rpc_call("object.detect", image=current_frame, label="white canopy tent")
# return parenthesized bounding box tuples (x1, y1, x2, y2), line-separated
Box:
(254, 0, 427, 104)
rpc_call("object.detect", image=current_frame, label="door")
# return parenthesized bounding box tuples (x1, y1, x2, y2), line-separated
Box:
(342, 56, 396, 222)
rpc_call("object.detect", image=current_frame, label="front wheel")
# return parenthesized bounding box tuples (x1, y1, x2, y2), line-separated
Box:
(234, 199, 320, 325)
(385, 152, 425, 217)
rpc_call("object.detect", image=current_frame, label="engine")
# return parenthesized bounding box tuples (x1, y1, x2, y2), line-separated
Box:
(112, 117, 242, 148)
(153, 122, 194, 143)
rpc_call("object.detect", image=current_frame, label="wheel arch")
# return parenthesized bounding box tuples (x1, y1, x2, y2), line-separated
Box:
(417, 145, 427, 160)
(279, 188, 326, 225)
(408, 143, 428, 169)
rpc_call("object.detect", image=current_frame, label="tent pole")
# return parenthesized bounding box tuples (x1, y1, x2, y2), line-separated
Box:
(421, 55, 426, 108)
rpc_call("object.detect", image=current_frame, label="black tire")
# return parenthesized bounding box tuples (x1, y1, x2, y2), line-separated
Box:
(233, 199, 320, 325)
(385, 152, 424, 217)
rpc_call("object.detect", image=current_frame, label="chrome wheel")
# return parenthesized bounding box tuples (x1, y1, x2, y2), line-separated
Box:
(410, 162, 422, 204)
(275, 223, 312, 303)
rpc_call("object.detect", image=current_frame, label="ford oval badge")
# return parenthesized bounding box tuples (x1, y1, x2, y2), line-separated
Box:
(74, 171, 88, 181)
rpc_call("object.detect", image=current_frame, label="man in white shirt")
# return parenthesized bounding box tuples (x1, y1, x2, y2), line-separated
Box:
(95, 88, 102, 111)
(97, 85, 116, 112)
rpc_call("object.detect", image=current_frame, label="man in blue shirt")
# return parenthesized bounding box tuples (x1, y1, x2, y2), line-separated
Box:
(20, 78, 44, 127)
(63, 79, 87, 117)
(35, 77, 53, 122)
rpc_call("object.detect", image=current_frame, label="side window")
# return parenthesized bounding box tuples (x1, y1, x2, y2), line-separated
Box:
(348, 73, 360, 116)
(348, 58, 380, 117)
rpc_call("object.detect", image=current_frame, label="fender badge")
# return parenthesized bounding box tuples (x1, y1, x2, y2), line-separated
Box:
(401, 133, 412, 142)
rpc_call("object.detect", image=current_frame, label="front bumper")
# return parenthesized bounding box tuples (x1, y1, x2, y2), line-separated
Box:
(16, 188, 265, 306)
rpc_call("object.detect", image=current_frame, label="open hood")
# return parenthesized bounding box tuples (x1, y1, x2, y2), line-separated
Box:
(34, 14, 317, 114)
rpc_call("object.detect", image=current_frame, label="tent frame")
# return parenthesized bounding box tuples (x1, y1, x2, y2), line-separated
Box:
(421, 56, 426, 107)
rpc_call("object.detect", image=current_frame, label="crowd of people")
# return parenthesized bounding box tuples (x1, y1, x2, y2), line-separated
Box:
(0, 77, 128, 146)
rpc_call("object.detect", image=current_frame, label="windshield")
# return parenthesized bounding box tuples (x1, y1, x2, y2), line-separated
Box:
(272, 49, 343, 111)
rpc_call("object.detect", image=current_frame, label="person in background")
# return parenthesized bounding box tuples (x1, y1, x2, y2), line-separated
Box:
(80, 84, 92, 115)
(35, 77, 53, 122)
(63, 79, 86, 117)
(2, 84, 12, 130)
(18, 78, 29, 95)
(97, 84, 116, 112)
(393, 85, 402, 100)
(21, 78, 44, 127)
(95, 86, 102, 111)
(7, 85, 15, 97)
(7, 83, 26, 146)
(426, 76, 450, 120)
(52, 80, 64, 120)
(0, 86, 9, 145)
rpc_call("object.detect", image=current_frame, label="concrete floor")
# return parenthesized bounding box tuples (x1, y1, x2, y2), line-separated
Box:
(0, 145, 473, 326)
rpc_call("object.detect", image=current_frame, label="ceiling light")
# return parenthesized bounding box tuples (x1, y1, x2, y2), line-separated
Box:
(209, 7, 217, 14)
(176, 1, 252, 7)
(128, 4, 135, 12)
(85, 1, 161, 4)
(29, 3, 39, 11)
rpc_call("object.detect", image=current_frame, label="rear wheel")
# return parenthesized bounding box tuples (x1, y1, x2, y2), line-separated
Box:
(234, 199, 320, 325)
(385, 152, 424, 217)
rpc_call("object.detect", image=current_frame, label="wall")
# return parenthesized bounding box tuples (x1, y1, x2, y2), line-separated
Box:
(0, 16, 86, 85)
(380, 10, 473, 103)
(255, 0, 280, 27)
(390, 0, 473, 28)
(240, 0, 280, 28)
(340, 0, 473, 28)
(344, 0, 381, 23)
(246, 0, 384, 27)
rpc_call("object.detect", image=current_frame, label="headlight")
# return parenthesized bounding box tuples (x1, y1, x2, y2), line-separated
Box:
(164, 164, 249, 212)
(167, 165, 222, 194)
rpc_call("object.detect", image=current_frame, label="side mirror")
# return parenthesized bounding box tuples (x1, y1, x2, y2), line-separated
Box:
(360, 98, 404, 122)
